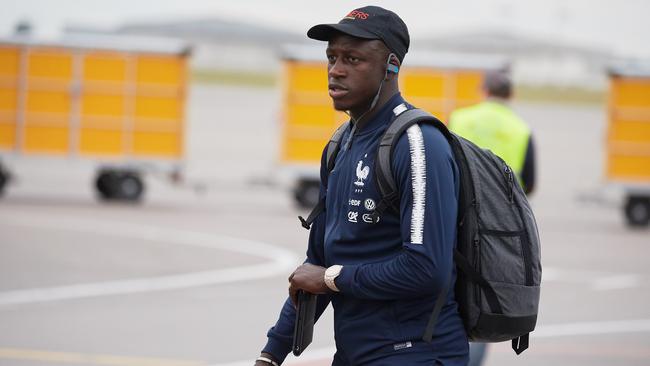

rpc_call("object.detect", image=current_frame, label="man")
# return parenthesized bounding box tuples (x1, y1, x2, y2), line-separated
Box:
(448, 71, 536, 366)
(449, 71, 535, 195)
(256, 6, 468, 366)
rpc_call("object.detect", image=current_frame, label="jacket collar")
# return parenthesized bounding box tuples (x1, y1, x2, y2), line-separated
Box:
(354, 93, 405, 136)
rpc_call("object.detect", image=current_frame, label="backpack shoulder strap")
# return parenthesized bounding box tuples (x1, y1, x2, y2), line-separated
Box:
(367, 108, 456, 340)
(325, 121, 350, 172)
(299, 121, 350, 230)
(370, 108, 451, 221)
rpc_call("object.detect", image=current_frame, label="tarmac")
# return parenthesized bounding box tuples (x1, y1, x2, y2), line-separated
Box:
(0, 84, 649, 366)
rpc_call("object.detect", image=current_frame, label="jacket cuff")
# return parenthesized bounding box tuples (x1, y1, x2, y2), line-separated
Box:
(262, 336, 291, 365)
(334, 264, 359, 295)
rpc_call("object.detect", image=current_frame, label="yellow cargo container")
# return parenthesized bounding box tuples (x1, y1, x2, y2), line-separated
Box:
(0, 35, 190, 200)
(607, 63, 650, 226)
(280, 45, 507, 206)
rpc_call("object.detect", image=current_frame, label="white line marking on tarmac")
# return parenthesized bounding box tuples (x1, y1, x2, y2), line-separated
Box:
(0, 347, 206, 366)
(534, 318, 650, 338)
(0, 214, 301, 307)
(591, 274, 642, 291)
(542, 266, 646, 290)
(210, 319, 650, 366)
(542, 267, 611, 283)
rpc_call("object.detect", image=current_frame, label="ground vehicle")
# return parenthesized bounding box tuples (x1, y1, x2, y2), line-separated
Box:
(607, 62, 650, 226)
(0, 35, 190, 201)
(279, 45, 507, 207)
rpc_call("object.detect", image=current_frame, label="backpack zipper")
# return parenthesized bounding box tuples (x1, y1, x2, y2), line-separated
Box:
(486, 154, 515, 203)
(519, 233, 534, 286)
(473, 235, 481, 308)
(504, 165, 514, 203)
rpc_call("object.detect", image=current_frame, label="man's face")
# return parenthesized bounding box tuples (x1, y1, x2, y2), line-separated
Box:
(326, 34, 388, 113)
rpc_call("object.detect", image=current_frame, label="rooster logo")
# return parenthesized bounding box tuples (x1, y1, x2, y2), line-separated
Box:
(355, 160, 370, 187)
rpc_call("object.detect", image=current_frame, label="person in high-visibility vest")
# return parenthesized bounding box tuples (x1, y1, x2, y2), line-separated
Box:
(449, 70, 536, 195)
(449, 71, 536, 366)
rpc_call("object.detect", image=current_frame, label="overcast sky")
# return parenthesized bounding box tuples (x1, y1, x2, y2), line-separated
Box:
(1, 0, 649, 58)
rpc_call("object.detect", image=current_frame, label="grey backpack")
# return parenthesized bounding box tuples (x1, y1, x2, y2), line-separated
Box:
(299, 108, 542, 354)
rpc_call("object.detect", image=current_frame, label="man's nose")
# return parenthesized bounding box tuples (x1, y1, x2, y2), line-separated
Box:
(328, 59, 345, 78)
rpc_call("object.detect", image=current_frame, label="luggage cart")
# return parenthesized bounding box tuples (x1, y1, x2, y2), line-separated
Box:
(0, 35, 191, 201)
(607, 61, 650, 226)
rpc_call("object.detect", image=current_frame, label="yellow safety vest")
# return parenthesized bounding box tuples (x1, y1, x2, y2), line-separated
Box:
(449, 101, 530, 178)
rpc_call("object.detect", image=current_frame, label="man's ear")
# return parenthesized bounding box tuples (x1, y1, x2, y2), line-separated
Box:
(385, 53, 400, 80)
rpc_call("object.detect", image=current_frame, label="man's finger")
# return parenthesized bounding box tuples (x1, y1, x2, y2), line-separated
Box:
(289, 285, 298, 308)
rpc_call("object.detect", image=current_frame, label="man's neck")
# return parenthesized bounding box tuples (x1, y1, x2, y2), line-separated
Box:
(350, 89, 399, 130)
(485, 96, 509, 105)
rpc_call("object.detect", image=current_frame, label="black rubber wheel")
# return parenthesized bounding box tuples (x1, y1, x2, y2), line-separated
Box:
(116, 173, 144, 201)
(95, 170, 116, 200)
(294, 179, 320, 209)
(0, 166, 8, 197)
(95, 170, 144, 202)
(624, 196, 650, 227)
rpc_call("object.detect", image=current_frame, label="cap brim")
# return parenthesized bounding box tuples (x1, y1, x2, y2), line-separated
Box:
(307, 23, 378, 41)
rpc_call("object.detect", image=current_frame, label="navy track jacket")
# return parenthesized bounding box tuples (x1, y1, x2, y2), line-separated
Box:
(263, 94, 469, 365)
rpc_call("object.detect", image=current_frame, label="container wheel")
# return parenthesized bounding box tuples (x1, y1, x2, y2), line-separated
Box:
(95, 170, 117, 200)
(0, 166, 8, 197)
(624, 196, 650, 227)
(294, 179, 320, 209)
(116, 173, 144, 201)
(95, 170, 144, 202)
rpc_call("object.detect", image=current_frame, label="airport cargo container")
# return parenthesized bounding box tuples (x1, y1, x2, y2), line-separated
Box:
(279, 45, 508, 207)
(0, 35, 190, 201)
(607, 62, 650, 226)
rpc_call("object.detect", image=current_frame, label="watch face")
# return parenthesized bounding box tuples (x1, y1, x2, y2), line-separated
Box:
(325, 265, 343, 279)
(327, 265, 341, 277)
(325, 266, 342, 292)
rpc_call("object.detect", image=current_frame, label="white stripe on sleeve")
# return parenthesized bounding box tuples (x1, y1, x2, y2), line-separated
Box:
(406, 125, 426, 244)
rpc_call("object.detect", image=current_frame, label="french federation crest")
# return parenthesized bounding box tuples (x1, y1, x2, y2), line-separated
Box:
(355, 159, 370, 187)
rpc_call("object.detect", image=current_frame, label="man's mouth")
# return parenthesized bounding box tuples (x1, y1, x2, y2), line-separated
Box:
(328, 83, 349, 99)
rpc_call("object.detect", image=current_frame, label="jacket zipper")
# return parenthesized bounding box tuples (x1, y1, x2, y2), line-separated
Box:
(334, 126, 357, 230)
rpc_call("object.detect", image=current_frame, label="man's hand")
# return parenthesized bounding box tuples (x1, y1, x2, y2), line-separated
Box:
(288, 263, 329, 306)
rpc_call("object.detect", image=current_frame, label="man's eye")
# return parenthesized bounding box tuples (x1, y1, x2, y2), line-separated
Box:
(347, 56, 360, 63)
(327, 55, 336, 63)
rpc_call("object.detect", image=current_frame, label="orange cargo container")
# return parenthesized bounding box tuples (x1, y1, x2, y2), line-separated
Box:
(0, 35, 191, 201)
(607, 62, 650, 226)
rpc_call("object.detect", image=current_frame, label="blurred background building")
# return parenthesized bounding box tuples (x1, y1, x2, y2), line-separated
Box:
(1, 0, 645, 92)
(64, 19, 302, 74)
(61, 17, 612, 90)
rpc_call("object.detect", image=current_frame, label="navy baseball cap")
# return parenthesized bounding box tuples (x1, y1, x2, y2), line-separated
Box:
(307, 6, 410, 62)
